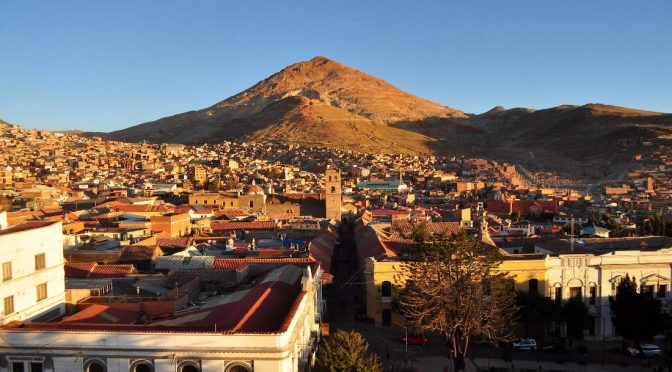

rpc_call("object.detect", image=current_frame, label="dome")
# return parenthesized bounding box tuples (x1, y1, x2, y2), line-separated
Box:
(243, 184, 265, 195)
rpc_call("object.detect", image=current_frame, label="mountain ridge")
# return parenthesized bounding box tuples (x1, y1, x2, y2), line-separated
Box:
(69, 56, 672, 174)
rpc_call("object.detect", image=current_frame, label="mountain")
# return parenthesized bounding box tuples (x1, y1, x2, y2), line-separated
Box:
(105, 56, 465, 154)
(95, 57, 672, 177)
(468, 103, 672, 177)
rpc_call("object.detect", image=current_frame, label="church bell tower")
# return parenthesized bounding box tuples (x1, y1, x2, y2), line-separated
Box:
(325, 164, 342, 220)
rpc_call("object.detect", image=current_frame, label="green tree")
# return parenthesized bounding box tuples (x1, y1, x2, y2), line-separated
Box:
(609, 274, 663, 343)
(397, 232, 518, 372)
(314, 330, 382, 372)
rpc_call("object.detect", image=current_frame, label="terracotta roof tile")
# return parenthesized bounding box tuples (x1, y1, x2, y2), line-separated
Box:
(64, 262, 96, 278)
(89, 264, 136, 278)
(210, 221, 277, 231)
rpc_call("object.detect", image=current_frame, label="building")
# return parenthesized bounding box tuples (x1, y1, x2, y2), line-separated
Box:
(150, 213, 191, 237)
(324, 165, 342, 220)
(1, 214, 65, 326)
(0, 265, 321, 372)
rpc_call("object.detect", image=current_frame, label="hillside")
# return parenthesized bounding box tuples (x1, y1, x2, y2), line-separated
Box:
(104, 56, 464, 153)
(467, 104, 672, 177)
(89, 57, 672, 176)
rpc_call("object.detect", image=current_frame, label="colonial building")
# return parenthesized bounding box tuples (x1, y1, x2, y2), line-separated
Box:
(0, 214, 66, 326)
(0, 265, 321, 372)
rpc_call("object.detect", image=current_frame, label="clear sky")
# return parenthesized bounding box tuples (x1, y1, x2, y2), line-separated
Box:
(1, 0, 671, 131)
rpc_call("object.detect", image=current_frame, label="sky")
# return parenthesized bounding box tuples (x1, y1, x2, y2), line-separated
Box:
(1, 0, 671, 132)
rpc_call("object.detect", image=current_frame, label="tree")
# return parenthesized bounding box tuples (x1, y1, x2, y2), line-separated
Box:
(516, 290, 560, 338)
(314, 330, 382, 372)
(609, 274, 663, 343)
(561, 298, 593, 340)
(397, 232, 518, 372)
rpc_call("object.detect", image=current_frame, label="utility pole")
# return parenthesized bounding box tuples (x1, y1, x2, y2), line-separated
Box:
(571, 215, 575, 253)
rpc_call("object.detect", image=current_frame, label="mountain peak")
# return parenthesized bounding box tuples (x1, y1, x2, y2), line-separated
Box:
(106, 56, 466, 150)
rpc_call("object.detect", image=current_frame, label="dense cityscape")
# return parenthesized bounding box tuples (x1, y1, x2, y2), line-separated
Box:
(1, 119, 672, 371)
(2, 2, 672, 372)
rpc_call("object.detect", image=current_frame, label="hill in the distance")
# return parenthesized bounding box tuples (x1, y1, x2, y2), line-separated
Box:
(104, 56, 465, 154)
(87, 56, 672, 176)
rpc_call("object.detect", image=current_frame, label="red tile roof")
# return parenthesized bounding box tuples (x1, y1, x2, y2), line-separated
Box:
(0, 220, 58, 236)
(210, 221, 277, 231)
(64, 262, 96, 278)
(89, 264, 136, 278)
(115, 204, 174, 213)
(60, 304, 139, 324)
(371, 209, 411, 216)
(212, 258, 314, 270)
(118, 245, 163, 263)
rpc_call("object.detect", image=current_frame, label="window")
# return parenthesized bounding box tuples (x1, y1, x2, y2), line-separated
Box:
(528, 279, 538, 294)
(178, 362, 200, 372)
(589, 286, 597, 305)
(249, 201, 254, 208)
(554, 287, 562, 305)
(330, 186, 336, 193)
(2, 261, 11, 281)
(569, 287, 582, 300)
(35, 253, 46, 271)
(658, 284, 667, 298)
(226, 364, 252, 372)
(36, 282, 48, 302)
(4, 295, 14, 315)
(643, 285, 655, 299)
(381, 281, 392, 297)
(130, 361, 154, 372)
(85, 360, 107, 372)
(11, 361, 43, 372)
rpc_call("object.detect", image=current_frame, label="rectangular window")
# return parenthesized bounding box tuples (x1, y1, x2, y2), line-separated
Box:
(658, 284, 667, 298)
(10, 362, 43, 372)
(570, 287, 582, 300)
(554, 287, 562, 305)
(36, 282, 48, 302)
(589, 286, 597, 305)
(34, 253, 46, 271)
(643, 285, 655, 299)
(2, 261, 11, 281)
(4, 295, 14, 315)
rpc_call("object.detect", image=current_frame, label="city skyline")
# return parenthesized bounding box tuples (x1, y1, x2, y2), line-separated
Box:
(1, 0, 671, 131)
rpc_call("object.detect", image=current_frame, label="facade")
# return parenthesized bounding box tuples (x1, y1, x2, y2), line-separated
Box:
(324, 165, 342, 220)
(358, 220, 672, 340)
(0, 219, 66, 326)
(150, 213, 191, 237)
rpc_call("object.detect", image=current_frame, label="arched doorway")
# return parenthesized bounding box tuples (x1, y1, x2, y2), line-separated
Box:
(382, 309, 392, 326)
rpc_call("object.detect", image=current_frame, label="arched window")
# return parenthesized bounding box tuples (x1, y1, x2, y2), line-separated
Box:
(528, 278, 539, 294)
(130, 361, 154, 372)
(84, 360, 107, 372)
(178, 362, 200, 372)
(249, 200, 254, 208)
(330, 186, 336, 193)
(226, 363, 252, 372)
(381, 281, 392, 297)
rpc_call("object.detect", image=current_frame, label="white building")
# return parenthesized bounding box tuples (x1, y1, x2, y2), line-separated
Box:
(0, 264, 321, 372)
(0, 215, 66, 326)
(536, 237, 672, 339)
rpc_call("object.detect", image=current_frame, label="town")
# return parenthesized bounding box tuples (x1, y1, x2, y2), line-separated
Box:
(1, 121, 672, 371)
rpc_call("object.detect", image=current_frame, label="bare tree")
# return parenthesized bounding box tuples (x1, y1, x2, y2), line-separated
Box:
(397, 232, 517, 372)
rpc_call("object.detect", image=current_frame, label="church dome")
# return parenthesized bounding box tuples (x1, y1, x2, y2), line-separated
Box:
(243, 184, 265, 195)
